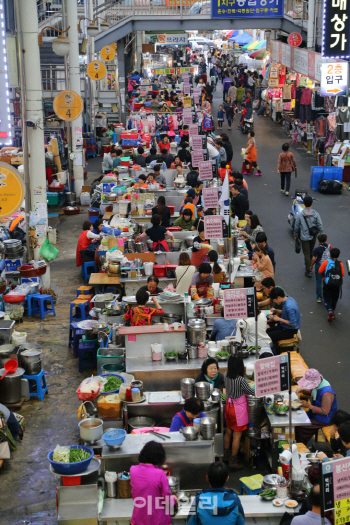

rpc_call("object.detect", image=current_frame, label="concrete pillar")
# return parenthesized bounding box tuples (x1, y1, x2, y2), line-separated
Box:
(252, 30, 257, 41)
(260, 30, 265, 42)
(136, 31, 143, 72)
(19, 0, 50, 286)
(67, 0, 84, 198)
(117, 38, 126, 125)
(307, 0, 315, 49)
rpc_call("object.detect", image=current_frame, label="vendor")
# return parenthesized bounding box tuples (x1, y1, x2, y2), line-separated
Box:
(170, 156, 183, 169)
(102, 146, 117, 174)
(147, 173, 164, 189)
(76, 220, 101, 267)
(190, 262, 214, 300)
(169, 397, 206, 431)
(113, 149, 123, 171)
(153, 165, 167, 187)
(139, 275, 163, 295)
(295, 368, 337, 445)
(152, 196, 171, 228)
(195, 358, 225, 390)
(158, 136, 171, 154)
(191, 223, 213, 267)
(174, 164, 185, 180)
(133, 146, 147, 167)
(184, 180, 204, 206)
(184, 197, 201, 221)
(92, 219, 104, 235)
(138, 214, 174, 252)
(174, 208, 195, 231)
(133, 174, 148, 189)
(123, 289, 164, 326)
(0, 403, 21, 469)
(130, 441, 176, 525)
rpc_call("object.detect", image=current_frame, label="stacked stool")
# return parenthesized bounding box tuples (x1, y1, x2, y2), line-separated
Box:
(23, 370, 48, 401)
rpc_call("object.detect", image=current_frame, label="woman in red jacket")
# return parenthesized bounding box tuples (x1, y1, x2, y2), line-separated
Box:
(76, 220, 101, 267)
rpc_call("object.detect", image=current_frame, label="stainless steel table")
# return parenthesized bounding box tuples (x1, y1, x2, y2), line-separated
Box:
(267, 410, 311, 427)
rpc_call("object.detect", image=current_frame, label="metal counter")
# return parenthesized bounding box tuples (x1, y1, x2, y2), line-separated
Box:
(120, 326, 186, 360)
(267, 410, 311, 427)
(120, 277, 176, 296)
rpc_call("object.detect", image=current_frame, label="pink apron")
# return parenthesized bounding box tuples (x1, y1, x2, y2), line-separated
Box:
(227, 394, 249, 427)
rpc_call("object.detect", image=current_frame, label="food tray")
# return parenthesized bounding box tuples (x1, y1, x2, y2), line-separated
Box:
(63, 207, 81, 216)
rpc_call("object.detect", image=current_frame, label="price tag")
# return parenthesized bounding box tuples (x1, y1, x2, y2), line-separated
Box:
(254, 354, 290, 397)
(189, 123, 198, 136)
(183, 84, 191, 95)
(183, 114, 193, 125)
(338, 159, 345, 168)
(307, 133, 313, 140)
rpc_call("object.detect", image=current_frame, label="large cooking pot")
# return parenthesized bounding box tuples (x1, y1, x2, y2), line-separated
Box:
(93, 293, 116, 309)
(187, 319, 206, 346)
(0, 366, 25, 404)
(125, 239, 135, 252)
(168, 476, 180, 494)
(119, 178, 132, 188)
(0, 344, 16, 368)
(247, 395, 265, 437)
(185, 235, 197, 248)
(167, 240, 182, 252)
(20, 349, 42, 375)
(135, 243, 145, 253)
(262, 475, 285, 491)
(79, 417, 104, 444)
(173, 180, 186, 189)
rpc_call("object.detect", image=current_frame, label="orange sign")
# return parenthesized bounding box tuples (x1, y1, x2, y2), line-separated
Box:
(87, 60, 107, 80)
(53, 90, 83, 121)
(0, 162, 24, 218)
(101, 45, 115, 62)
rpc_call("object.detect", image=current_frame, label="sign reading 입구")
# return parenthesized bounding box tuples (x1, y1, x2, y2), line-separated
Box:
(320, 63, 348, 96)
(322, 0, 350, 58)
(211, 0, 283, 19)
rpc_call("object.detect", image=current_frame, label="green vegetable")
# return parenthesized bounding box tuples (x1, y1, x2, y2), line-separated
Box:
(247, 346, 261, 350)
(221, 393, 226, 402)
(69, 448, 91, 463)
(276, 404, 289, 412)
(165, 352, 178, 357)
(260, 489, 276, 497)
(216, 351, 229, 357)
(102, 375, 123, 392)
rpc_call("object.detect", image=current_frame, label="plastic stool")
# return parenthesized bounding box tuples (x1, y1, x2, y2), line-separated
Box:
(26, 293, 41, 316)
(78, 341, 97, 373)
(23, 370, 48, 401)
(82, 261, 97, 283)
(70, 300, 89, 323)
(76, 286, 94, 297)
(68, 322, 85, 357)
(32, 294, 56, 320)
(291, 132, 299, 145)
(239, 481, 261, 496)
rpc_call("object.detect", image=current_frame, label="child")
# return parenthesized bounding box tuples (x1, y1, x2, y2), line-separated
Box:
(310, 233, 332, 303)
(318, 247, 344, 322)
(217, 105, 224, 129)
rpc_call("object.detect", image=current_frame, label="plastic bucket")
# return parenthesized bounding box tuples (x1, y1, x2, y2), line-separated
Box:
(88, 208, 100, 217)
(120, 157, 130, 166)
(118, 201, 129, 216)
(144, 262, 154, 276)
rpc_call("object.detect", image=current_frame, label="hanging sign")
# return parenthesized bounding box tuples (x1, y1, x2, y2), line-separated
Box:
(0, 162, 24, 218)
(198, 160, 212, 180)
(183, 84, 191, 95)
(322, 457, 350, 520)
(254, 354, 290, 397)
(189, 123, 199, 136)
(100, 45, 116, 62)
(192, 136, 203, 150)
(87, 60, 107, 80)
(223, 287, 255, 320)
(203, 187, 219, 208)
(183, 96, 192, 108)
(288, 32, 302, 47)
(211, 0, 283, 18)
(183, 114, 193, 125)
(322, 0, 350, 58)
(53, 90, 84, 121)
(147, 33, 188, 45)
(192, 150, 204, 166)
(320, 62, 348, 96)
(204, 215, 223, 239)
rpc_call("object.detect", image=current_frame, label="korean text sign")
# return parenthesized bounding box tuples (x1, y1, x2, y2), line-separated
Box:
(192, 150, 204, 166)
(203, 187, 219, 208)
(323, 0, 350, 58)
(189, 124, 199, 136)
(321, 62, 348, 96)
(211, 0, 284, 19)
(204, 215, 223, 239)
(322, 457, 350, 525)
(254, 354, 289, 397)
(199, 160, 213, 180)
(192, 136, 203, 150)
(223, 287, 255, 320)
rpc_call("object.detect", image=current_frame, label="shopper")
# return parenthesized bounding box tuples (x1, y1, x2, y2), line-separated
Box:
(152, 196, 171, 228)
(222, 73, 232, 101)
(294, 196, 324, 277)
(146, 147, 159, 165)
(251, 245, 274, 291)
(318, 247, 344, 322)
(217, 105, 224, 129)
(291, 486, 331, 525)
(207, 250, 226, 283)
(175, 252, 196, 295)
(277, 143, 297, 196)
(187, 462, 245, 525)
(133, 146, 147, 167)
(255, 232, 276, 270)
(236, 84, 245, 112)
(266, 287, 301, 351)
(139, 275, 163, 295)
(123, 289, 164, 327)
(223, 97, 234, 130)
(228, 81, 237, 104)
(310, 233, 332, 303)
(224, 355, 255, 469)
(221, 134, 233, 166)
(243, 131, 262, 176)
(240, 214, 263, 246)
(230, 185, 249, 221)
(153, 164, 167, 187)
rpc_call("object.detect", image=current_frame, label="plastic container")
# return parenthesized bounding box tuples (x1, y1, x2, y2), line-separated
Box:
(119, 382, 131, 401)
(120, 157, 131, 166)
(310, 167, 325, 191)
(167, 205, 175, 215)
(125, 386, 132, 401)
(144, 262, 154, 276)
(118, 201, 129, 217)
(153, 264, 177, 277)
(47, 192, 60, 206)
(62, 476, 82, 486)
(132, 387, 141, 402)
(76, 384, 100, 402)
(97, 394, 122, 418)
(88, 208, 100, 217)
(103, 429, 127, 447)
(12, 331, 27, 345)
(100, 373, 125, 394)
(48, 184, 65, 192)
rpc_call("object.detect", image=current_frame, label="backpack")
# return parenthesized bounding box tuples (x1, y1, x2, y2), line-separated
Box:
(188, 492, 245, 525)
(318, 179, 343, 194)
(319, 244, 331, 265)
(202, 115, 213, 131)
(325, 260, 343, 288)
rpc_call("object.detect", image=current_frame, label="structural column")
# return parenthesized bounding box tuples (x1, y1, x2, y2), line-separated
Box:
(117, 38, 126, 125)
(18, 0, 50, 286)
(307, 0, 315, 49)
(136, 31, 143, 72)
(252, 29, 257, 41)
(259, 30, 265, 42)
(67, 0, 84, 198)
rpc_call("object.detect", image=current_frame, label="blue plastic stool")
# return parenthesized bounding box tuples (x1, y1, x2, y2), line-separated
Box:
(239, 481, 261, 496)
(78, 341, 97, 373)
(76, 286, 94, 297)
(82, 261, 97, 283)
(26, 293, 41, 316)
(32, 294, 56, 320)
(68, 323, 85, 358)
(23, 370, 48, 401)
(70, 300, 89, 324)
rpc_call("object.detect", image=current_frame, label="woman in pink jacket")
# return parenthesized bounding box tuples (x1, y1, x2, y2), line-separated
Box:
(130, 441, 176, 525)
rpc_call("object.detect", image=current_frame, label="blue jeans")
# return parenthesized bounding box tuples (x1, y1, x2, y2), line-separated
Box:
(315, 262, 322, 298)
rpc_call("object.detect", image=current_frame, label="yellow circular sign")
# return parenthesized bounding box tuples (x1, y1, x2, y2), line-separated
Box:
(0, 162, 24, 218)
(101, 45, 115, 62)
(87, 60, 107, 80)
(53, 90, 84, 121)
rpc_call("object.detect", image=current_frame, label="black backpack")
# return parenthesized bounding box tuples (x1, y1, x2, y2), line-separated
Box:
(325, 260, 343, 288)
(318, 179, 343, 194)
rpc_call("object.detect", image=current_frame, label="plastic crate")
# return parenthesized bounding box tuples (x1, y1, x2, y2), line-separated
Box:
(97, 347, 125, 374)
(310, 167, 324, 191)
(310, 166, 343, 191)
(324, 166, 343, 182)
(153, 264, 177, 277)
(47, 192, 60, 206)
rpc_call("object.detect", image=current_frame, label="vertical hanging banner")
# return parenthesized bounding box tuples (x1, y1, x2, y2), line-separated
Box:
(189, 123, 199, 136)
(192, 136, 204, 150)
(202, 187, 219, 208)
(204, 215, 223, 239)
(322, 0, 350, 58)
(192, 150, 204, 167)
(223, 288, 255, 320)
(198, 160, 213, 180)
(254, 354, 290, 397)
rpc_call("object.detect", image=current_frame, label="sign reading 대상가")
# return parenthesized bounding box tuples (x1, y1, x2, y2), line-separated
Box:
(254, 354, 289, 397)
(192, 136, 203, 150)
(322, 0, 350, 58)
(198, 160, 213, 180)
(202, 187, 219, 208)
(204, 215, 223, 239)
(192, 150, 204, 167)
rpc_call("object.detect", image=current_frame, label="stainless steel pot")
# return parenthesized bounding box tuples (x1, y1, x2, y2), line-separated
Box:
(107, 194, 117, 202)
(187, 319, 206, 346)
(188, 346, 198, 359)
(135, 242, 145, 253)
(20, 349, 42, 375)
(109, 261, 121, 275)
(128, 417, 155, 432)
(66, 192, 76, 206)
(168, 476, 180, 494)
(247, 395, 265, 437)
(0, 344, 16, 367)
(29, 282, 40, 294)
(181, 378, 195, 399)
(93, 293, 116, 309)
(200, 417, 216, 440)
(125, 239, 136, 252)
(160, 314, 182, 324)
(0, 366, 25, 404)
(167, 239, 182, 251)
(119, 178, 132, 188)
(185, 235, 196, 248)
(79, 417, 104, 443)
(262, 475, 285, 491)
(211, 389, 221, 403)
(146, 239, 154, 252)
(174, 180, 186, 189)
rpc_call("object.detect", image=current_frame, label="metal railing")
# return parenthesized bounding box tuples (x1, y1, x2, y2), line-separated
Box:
(37, 0, 85, 26)
(41, 66, 66, 96)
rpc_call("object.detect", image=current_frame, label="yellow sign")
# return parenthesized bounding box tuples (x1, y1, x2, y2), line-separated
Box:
(183, 96, 192, 108)
(0, 162, 24, 218)
(87, 60, 107, 80)
(109, 43, 117, 51)
(53, 90, 84, 121)
(101, 45, 115, 62)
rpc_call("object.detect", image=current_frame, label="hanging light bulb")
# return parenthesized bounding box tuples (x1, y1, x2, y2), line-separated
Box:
(100, 20, 109, 31)
(87, 22, 99, 37)
(52, 35, 70, 56)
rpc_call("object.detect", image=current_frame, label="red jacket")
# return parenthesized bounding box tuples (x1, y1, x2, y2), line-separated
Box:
(158, 141, 170, 154)
(76, 230, 91, 267)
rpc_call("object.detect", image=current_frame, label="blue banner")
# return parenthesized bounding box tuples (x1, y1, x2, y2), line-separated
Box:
(211, 0, 283, 19)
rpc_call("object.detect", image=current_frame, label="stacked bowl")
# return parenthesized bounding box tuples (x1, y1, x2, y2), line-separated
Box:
(200, 417, 216, 440)
(195, 382, 210, 401)
(181, 378, 195, 399)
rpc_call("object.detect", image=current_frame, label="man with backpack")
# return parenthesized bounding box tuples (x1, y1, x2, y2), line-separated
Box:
(294, 195, 324, 277)
(186, 462, 245, 525)
(310, 233, 332, 303)
(318, 248, 344, 323)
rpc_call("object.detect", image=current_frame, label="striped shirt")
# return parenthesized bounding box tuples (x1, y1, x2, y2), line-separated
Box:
(224, 374, 255, 399)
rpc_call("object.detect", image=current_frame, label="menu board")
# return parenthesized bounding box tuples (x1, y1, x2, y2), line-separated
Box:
(183, 84, 191, 95)
(202, 187, 219, 208)
(204, 215, 223, 239)
(323, 457, 350, 522)
(223, 287, 255, 320)
(254, 354, 289, 397)
(182, 73, 189, 82)
(198, 160, 212, 180)
(189, 123, 198, 136)
(191, 150, 204, 166)
(183, 113, 193, 125)
(192, 136, 203, 150)
(183, 96, 192, 108)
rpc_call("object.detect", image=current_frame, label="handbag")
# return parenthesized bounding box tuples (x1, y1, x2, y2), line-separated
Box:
(295, 237, 302, 254)
(303, 214, 319, 237)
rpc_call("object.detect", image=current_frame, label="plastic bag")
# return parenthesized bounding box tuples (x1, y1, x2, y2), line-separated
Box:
(53, 445, 70, 463)
(105, 471, 118, 482)
(40, 238, 59, 262)
(79, 375, 101, 394)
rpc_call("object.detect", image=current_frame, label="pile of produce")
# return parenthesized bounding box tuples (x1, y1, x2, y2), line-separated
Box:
(165, 351, 178, 358)
(275, 403, 288, 412)
(260, 489, 276, 498)
(216, 351, 229, 358)
(101, 375, 123, 392)
(53, 446, 91, 464)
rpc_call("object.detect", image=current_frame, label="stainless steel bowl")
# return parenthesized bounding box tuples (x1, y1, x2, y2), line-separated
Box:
(182, 426, 199, 441)
(185, 235, 196, 248)
(211, 390, 221, 403)
(107, 194, 117, 202)
(167, 239, 182, 252)
(174, 180, 186, 189)
(146, 239, 154, 252)
(160, 314, 182, 324)
(128, 416, 155, 431)
(306, 453, 321, 464)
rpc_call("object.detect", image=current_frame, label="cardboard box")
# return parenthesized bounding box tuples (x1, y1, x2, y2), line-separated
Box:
(272, 426, 295, 442)
(4, 258, 23, 272)
(5, 271, 21, 285)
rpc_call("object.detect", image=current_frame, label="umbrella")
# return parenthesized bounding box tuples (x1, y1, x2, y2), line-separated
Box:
(249, 48, 266, 59)
(244, 40, 260, 50)
(232, 34, 252, 45)
(255, 40, 266, 49)
(226, 30, 238, 38)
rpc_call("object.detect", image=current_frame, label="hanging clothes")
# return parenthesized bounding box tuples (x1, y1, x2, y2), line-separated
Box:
(336, 108, 350, 140)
